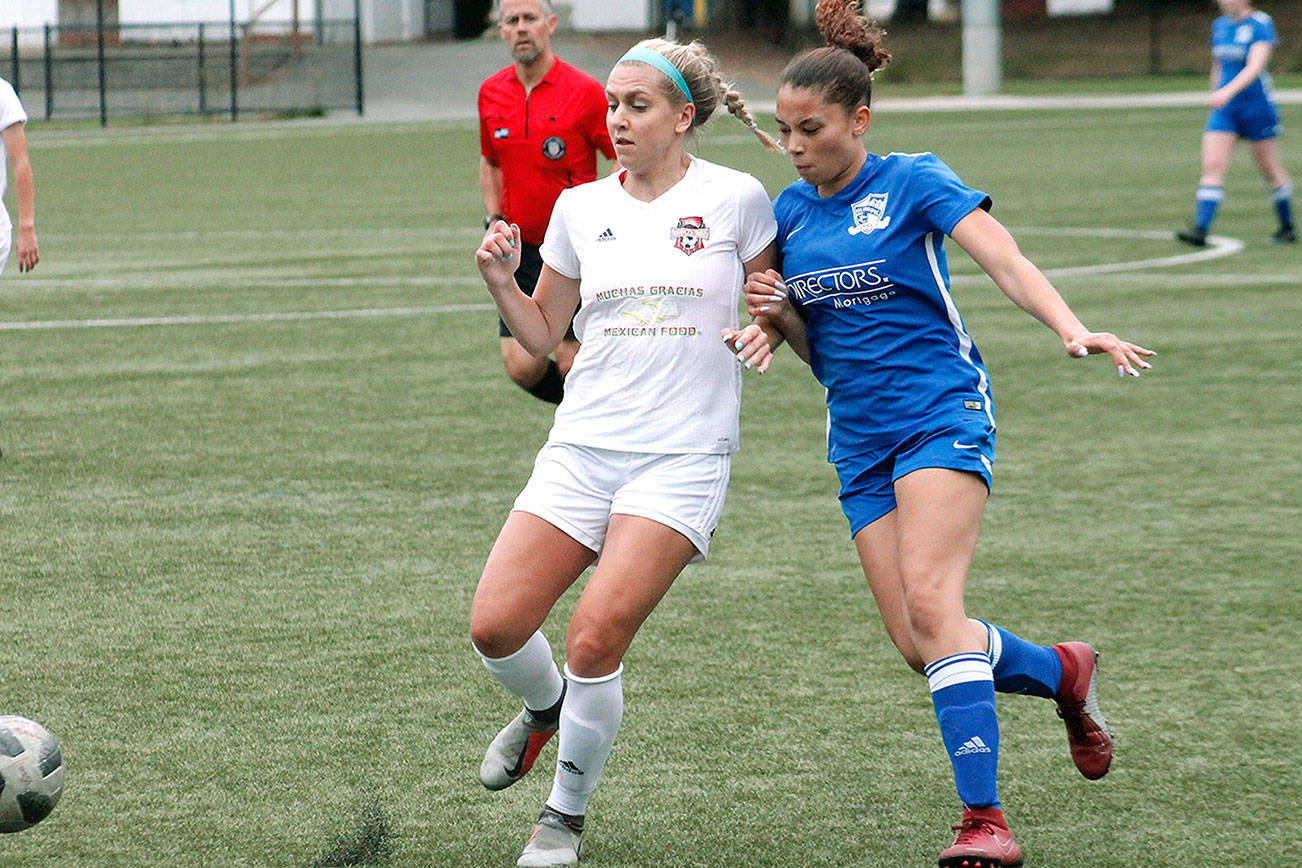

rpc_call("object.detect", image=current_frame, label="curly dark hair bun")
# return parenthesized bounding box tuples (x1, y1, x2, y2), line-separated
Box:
(815, 0, 891, 74)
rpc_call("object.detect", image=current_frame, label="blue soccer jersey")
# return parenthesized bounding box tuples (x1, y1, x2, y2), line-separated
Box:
(775, 152, 993, 465)
(1212, 11, 1276, 105)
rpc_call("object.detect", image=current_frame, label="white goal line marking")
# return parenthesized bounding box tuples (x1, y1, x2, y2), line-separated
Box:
(0, 227, 1245, 331)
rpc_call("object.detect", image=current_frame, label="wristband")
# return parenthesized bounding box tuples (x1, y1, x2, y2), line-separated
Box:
(484, 213, 505, 229)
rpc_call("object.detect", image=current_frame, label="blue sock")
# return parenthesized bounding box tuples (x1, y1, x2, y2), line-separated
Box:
(927, 653, 1000, 808)
(979, 620, 1063, 698)
(1272, 183, 1294, 230)
(1195, 185, 1223, 231)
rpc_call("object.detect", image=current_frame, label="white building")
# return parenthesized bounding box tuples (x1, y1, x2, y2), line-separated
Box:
(3, 0, 653, 39)
(1, 0, 1115, 43)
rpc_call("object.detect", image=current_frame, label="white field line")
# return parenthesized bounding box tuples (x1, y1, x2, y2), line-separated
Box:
(0, 227, 1252, 331)
(40, 226, 484, 242)
(8, 275, 484, 290)
(0, 302, 495, 331)
(1015, 227, 1243, 278)
(28, 119, 470, 149)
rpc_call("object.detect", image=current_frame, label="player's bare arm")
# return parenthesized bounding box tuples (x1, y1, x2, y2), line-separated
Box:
(721, 243, 781, 373)
(951, 208, 1154, 378)
(744, 267, 810, 364)
(2, 122, 38, 272)
(478, 155, 504, 220)
(1211, 42, 1272, 109)
(477, 220, 578, 356)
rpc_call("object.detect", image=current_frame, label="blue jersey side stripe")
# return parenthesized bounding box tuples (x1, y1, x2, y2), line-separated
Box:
(925, 231, 996, 429)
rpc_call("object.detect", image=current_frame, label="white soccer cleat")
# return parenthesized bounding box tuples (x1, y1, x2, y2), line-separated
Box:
(517, 806, 583, 867)
(480, 706, 560, 791)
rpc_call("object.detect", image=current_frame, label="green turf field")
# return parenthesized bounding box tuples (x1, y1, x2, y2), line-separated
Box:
(1, 104, 1298, 866)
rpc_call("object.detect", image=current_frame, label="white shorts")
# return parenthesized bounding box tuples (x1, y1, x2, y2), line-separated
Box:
(0, 229, 9, 275)
(512, 442, 731, 562)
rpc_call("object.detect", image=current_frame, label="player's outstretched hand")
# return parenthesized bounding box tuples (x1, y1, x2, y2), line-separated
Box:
(475, 220, 522, 285)
(721, 323, 773, 375)
(744, 268, 789, 319)
(1065, 333, 1156, 378)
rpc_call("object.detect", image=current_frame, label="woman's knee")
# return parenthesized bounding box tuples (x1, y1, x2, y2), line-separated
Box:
(565, 621, 629, 678)
(469, 612, 532, 660)
(900, 581, 964, 646)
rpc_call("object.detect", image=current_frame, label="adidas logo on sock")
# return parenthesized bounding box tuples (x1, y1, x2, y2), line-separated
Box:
(597, 228, 615, 242)
(954, 736, 992, 757)
(558, 759, 585, 775)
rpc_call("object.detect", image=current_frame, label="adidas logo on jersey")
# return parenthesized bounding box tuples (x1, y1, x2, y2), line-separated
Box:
(597, 228, 616, 242)
(954, 736, 992, 757)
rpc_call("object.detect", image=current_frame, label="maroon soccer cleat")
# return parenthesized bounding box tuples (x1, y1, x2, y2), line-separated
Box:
(938, 806, 1023, 868)
(1053, 641, 1115, 780)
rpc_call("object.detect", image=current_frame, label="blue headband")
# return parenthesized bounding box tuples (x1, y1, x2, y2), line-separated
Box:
(617, 47, 694, 105)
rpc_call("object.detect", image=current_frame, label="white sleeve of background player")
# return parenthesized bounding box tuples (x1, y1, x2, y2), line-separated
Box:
(735, 175, 778, 262)
(0, 79, 28, 129)
(539, 189, 581, 280)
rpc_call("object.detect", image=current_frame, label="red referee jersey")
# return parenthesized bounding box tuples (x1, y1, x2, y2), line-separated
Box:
(479, 57, 614, 246)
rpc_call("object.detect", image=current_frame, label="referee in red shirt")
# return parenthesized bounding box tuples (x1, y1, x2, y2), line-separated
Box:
(479, 0, 615, 404)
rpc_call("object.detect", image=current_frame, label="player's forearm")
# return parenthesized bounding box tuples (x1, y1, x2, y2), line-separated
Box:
(485, 278, 562, 355)
(13, 158, 35, 230)
(1217, 47, 1271, 101)
(1218, 65, 1264, 101)
(479, 158, 504, 216)
(993, 257, 1088, 346)
(760, 308, 810, 364)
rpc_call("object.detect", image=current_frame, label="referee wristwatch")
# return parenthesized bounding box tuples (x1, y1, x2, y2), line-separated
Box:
(484, 213, 505, 229)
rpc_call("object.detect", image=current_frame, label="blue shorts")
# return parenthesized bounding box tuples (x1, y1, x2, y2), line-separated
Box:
(835, 419, 996, 537)
(1206, 99, 1280, 142)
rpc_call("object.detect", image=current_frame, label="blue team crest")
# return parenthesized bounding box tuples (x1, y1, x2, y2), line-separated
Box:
(848, 192, 891, 236)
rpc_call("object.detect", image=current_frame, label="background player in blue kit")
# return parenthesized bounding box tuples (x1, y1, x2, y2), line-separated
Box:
(1177, 0, 1294, 246)
(746, 2, 1155, 865)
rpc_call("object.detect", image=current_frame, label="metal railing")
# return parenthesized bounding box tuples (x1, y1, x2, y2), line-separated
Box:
(3, 13, 363, 125)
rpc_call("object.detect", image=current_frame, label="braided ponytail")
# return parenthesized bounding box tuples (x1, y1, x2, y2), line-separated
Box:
(618, 38, 782, 152)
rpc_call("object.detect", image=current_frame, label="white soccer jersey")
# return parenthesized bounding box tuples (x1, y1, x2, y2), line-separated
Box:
(540, 156, 776, 454)
(0, 77, 28, 240)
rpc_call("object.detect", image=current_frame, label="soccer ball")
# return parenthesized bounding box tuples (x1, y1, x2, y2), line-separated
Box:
(0, 715, 65, 833)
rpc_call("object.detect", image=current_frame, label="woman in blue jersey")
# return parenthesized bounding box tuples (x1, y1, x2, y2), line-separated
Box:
(746, 2, 1155, 866)
(1177, 0, 1294, 246)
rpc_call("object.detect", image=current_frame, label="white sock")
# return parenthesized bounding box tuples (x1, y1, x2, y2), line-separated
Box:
(475, 631, 564, 712)
(546, 663, 624, 817)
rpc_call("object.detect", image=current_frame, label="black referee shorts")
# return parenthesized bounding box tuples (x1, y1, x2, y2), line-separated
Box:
(498, 242, 578, 342)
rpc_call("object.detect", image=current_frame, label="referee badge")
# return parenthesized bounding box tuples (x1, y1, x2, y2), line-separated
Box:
(542, 136, 566, 160)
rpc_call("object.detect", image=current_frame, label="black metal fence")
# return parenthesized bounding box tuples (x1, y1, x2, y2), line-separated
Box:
(2, 16, 363, 125)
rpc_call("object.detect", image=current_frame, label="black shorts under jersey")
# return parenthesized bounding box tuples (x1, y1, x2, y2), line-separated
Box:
(498, 242, 578, 342)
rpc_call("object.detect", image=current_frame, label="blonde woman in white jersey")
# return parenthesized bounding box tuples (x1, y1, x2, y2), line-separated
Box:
(0, 77, 38, 276)
(472, 37, 779, 867)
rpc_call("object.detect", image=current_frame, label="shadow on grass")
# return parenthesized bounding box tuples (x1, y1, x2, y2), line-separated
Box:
(309, 791, 393, 867)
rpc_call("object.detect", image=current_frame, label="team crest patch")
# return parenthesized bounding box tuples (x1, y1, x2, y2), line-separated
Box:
(848, 192, 891, 236)
(493, 127, 509, 139)
(670, 216, 710, 255)
(542, 136, 566, 160)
